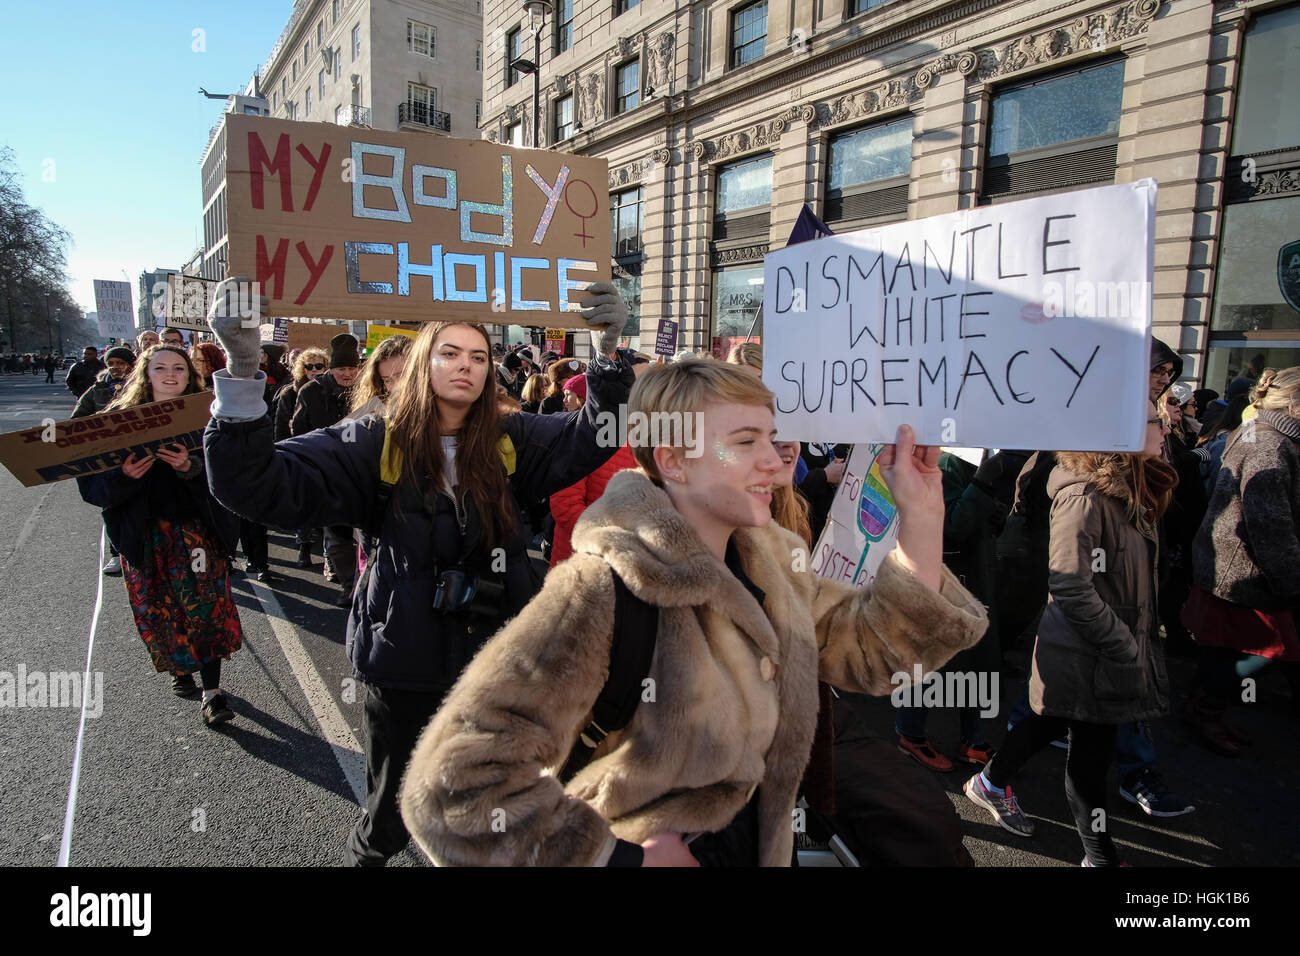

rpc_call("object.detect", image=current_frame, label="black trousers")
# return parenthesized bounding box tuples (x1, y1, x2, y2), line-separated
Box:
(239, 517, 268, 569)
(985, 712, 1120, 866)
(345, 682, 445, 867)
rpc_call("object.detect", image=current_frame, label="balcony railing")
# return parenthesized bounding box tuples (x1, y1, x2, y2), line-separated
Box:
(398, 102, 451, 132)
(336, 104, 372, 127)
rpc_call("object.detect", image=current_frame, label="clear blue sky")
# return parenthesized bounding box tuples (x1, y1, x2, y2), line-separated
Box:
(0, 1, 295, 316)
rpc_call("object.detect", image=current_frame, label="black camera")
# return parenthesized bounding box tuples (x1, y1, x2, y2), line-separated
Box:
(431, 567, 506, 619)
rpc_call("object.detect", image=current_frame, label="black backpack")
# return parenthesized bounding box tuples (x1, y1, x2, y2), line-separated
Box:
(557, 572, 658, 784)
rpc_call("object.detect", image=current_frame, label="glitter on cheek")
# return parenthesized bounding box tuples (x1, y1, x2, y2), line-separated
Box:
(713, 439, 739, 466)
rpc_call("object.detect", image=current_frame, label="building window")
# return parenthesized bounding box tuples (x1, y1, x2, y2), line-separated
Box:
(408, 82, 437, 115)
(507, 122, 524, 146)
(617, 0, 640, 14)
(610, 186, 643, 257)
(475, 100, 482, 127)
(716, 153, 773, 218)
(292, 60, 298, 81)
(305, 87, 312, 116)
(711, 264, 765, 352)
(352, 24, 360, 60)
(281, 77, 287, 100)
(850, 0, 897, 15)
(556, 0, 574, 53)
(476, 42, 482, 71)
(335, 46, 343, 81)
(319, 69, 326, 100)
(507, 26, 523, 87)
(554, 94, 574, 141)
(825, 115, 912, 225)
(615, 60, 639, 114)
(332, 0, 339, 24)
(317, 20, 323, 47)
(1207, 5, 1300, 388)
(730, 1, 767, 68)
(408, 20, 436, 58)
(982, 58, 1124, 202)
(273, 91, 278, 109)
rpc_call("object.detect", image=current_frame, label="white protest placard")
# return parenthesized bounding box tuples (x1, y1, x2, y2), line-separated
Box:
(763, 180, 1156, 452)
(810, 443, 900, 590)
(163, 275, 217, 332)
(92, 280, 135, 339)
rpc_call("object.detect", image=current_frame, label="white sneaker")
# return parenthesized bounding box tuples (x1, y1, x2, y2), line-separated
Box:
(102, 555, 122, 575)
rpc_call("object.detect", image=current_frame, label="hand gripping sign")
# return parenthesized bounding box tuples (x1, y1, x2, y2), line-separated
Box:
(762, 180, 1157, 452)
(223, 114, 611, 327)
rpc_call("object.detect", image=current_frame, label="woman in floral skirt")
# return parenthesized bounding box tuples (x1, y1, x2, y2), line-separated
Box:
(78, 345, 243, 726)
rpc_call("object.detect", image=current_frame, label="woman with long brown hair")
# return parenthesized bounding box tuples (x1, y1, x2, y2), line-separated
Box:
(964, 396, 1177, 866)
(349, 335, 413, 416)
(77, 346, 243, 724)
(203, 278, 634, 865)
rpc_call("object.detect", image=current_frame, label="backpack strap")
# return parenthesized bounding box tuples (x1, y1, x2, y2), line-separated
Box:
(558, 571, 658, 785)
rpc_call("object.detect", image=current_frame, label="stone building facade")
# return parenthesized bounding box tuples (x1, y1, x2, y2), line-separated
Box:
(480, 0, 1300, 390)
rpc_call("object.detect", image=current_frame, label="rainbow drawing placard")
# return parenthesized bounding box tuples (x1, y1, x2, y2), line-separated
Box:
(811, 443, 900, 589)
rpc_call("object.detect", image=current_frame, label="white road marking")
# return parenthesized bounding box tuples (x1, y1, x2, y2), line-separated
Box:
(245, 577, 366, 805)
(55, 527, 107, 866)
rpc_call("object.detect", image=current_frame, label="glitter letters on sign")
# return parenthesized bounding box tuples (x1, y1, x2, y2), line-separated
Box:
(224, 115, 611, 324)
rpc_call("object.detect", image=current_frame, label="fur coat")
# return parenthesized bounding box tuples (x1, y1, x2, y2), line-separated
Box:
(399, 469, 987, 866)
(1030, 454, 1169, 723)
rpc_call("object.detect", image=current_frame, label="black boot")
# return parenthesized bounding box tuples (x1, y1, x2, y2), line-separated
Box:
(296, 544, 313, 568)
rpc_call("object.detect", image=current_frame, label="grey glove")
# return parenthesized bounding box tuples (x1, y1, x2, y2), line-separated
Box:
(206, 276, 265, 378)
(579, 281, 629, 357)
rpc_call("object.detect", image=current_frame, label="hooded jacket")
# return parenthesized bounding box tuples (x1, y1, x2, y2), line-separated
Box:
(398, 469, 987, 866)
(291, 371, 352, 435)
(1030, 454, 1170, 723)
(203, 360, 635, 693)
(1150, 338, 1184, 402)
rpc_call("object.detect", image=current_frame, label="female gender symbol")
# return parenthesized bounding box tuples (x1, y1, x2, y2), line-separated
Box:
(564, 178, 599, 248)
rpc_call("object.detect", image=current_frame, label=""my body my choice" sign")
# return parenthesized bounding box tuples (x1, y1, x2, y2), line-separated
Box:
(762, 180, 1156, 452)
(223, 114, 610, 328)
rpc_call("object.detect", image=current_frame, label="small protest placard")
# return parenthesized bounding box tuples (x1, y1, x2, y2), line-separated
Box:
(92, 280, 135, 340)
(0, 393, 214, 488)
(223, 114, 610, 328)
(285, 321, 349, 351)
(811, 443, 900, 589)
(163, 275, 219, 332)
(544, 328, 567, 354)
(654, 319, 678, 356)
(762, 180, 1156, 451)
(366, 324, 419, 350)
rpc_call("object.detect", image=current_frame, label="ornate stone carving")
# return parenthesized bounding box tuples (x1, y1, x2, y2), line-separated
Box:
(957, 51, 979, 76)
(699, 117, 786, 164)
(688, 140, 708, 161)
(487, 130, 499, 143)
(976, 1, 1163, 80)
(646, 31, 675, 92)
(554, 72, 571, 95)
(1256, 168, 1300, 197)
(616, 34, 636, 58)
(711, 244, 770, 267)
(813, 76, 923, 130)
(608, 157, 657, 189)
(651, 147, 673, 167)
(578, 71, 604, 128)
(1228, 160, 1300, 201)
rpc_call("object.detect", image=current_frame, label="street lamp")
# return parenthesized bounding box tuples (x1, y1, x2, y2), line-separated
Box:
(514, 0, 552, 148)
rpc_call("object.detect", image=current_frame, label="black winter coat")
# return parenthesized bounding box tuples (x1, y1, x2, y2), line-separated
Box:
(204, 361, 635, 694)
(77, 449, 239, 571)
(291, 372, 352, 435)
(66, 359, 105, 398)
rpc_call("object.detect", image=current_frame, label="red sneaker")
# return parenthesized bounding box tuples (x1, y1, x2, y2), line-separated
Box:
(897, 734, 954, 772)
(957, 739, 996, 765)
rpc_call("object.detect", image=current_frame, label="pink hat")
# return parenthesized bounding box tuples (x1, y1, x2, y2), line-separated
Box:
(562, 373, 587, 401)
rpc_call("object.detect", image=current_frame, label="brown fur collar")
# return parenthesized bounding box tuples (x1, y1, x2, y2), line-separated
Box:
(1052, 452, 1141, 508)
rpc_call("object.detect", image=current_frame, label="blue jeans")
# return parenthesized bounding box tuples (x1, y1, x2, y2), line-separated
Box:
(1007, 686, 1154, 783)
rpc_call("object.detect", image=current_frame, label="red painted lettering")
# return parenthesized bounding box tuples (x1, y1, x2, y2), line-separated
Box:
(248, 132, 294, 212)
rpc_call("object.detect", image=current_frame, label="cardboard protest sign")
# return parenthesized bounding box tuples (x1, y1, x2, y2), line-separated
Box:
(366, 323, 419, 350)
(810, 443, 900, 589)
(272, 318, 289, 343)
(92, 280, 135, 339)
(0, 393, 214, 488)
(223, 114, 611, 328)
(286, 321, 348, 351)
(163, 275, 219, 332)
(655, 319, 678, 356)
(763, 180, 1157, 451)
(544, 328, 567, 354)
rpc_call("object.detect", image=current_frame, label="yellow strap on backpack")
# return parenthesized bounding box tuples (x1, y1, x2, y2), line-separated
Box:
(378, 428, 516, 486)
